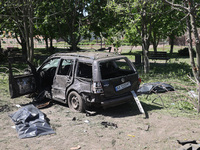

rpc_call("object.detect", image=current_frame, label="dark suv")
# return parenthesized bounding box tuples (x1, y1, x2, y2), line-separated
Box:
(9, 51, 141, 112)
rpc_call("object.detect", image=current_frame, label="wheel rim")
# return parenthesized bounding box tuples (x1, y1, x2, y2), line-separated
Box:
(71, 95, 79, 109)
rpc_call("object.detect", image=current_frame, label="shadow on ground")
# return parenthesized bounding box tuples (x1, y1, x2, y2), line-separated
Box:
(86, 100, 162, 118)
(21, 98, 162, 119)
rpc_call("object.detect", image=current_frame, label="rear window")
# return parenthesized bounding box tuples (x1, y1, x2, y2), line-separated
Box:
(100, 58, 135, 79)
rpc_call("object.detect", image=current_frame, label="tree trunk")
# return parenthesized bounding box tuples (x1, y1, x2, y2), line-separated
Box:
(189, 0, 200, 113)
(17, 35, 27, 60)
(50, 37, 53, 48)
(45, 37, 48, 50)
(152, 42, 157, 53)
(141, 11, 151, 73)
(29, 2, 34, 64)
(152, 31, 159, 53)
(100, 36, 103, 49)
(169, 36, 174, 54)
(142, 27, 150, 73)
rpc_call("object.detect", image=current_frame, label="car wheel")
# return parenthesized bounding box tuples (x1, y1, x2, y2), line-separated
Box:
(68, 91, 85, 112)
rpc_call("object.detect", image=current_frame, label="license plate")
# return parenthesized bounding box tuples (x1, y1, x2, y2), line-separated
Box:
(115, 81, 131, 91)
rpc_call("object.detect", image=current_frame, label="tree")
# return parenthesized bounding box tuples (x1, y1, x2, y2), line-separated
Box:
(124, 25, 141, 53)
(35, 1, 59, 51)
(164, 0, 200, 112)
(149, 4, 186, 53)
(87, 0, 120, 48)
(164, 9, 186, 54)
(55, 0, 90, 51)
(1, 0, 39, 63)
(108, 0, 165, 73)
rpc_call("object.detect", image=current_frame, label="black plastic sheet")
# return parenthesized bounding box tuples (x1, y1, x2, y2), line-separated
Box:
(9, 104, 55, 139)
(137, 82, 175, 95)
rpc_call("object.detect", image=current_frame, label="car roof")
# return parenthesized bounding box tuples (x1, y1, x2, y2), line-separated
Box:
(51, 51, 124, 60)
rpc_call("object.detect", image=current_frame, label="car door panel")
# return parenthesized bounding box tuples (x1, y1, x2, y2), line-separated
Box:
(8, 61, 36, 98)
(52, 59, 74, 100)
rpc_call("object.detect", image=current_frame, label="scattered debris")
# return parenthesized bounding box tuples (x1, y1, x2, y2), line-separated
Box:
(127, 134, 135, 138)
(177, 140, 200, 150)
(70, 145, 81, 150)
(84, 120, 90, 123)
(11, 126, 16, 129)
(144, 124, 150, 131)
(101, 121, 118, 129)
(137, 82, 174, 95)
(177, 140, 198, 145)
(72, 117, 76, 121)
(131, 90, 145, 114)
(9, 104, 55, 139)
(15, 104, 21, 108)
(177, 143, 200, 150)
(35, 100, 52, 109)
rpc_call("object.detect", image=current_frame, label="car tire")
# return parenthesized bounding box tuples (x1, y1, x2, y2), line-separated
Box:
(68, 91, 85, 112)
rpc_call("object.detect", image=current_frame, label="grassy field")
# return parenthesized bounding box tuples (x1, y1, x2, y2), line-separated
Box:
(0, 45, 199, 118)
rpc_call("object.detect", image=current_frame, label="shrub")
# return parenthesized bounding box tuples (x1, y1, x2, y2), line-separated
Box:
(178, 47, 196, 57)
(0, 53, 7, 62)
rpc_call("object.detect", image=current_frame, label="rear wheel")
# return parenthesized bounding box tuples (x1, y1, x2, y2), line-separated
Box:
(68, 91, 85, 112)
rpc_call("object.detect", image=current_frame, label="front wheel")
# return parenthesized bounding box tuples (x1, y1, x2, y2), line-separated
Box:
(68, 91, 85, 112)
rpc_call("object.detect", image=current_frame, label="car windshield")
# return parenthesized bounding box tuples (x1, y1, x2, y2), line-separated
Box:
(100, 58, 135, 79)
(40, 58, 60, 71)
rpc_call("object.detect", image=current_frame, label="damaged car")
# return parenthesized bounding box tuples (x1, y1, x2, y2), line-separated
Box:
(8, 51, 141, 112)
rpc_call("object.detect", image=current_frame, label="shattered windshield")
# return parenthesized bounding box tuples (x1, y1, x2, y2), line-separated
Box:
(40, 58, 60, 71)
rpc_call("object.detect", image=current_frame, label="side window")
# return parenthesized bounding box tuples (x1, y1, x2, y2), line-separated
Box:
(41, 58, 60, 71)
(77, 62, 92, 79)
(57, 59, 73, 76)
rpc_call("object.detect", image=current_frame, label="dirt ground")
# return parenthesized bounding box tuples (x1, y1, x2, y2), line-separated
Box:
(1, 96, 200, 150)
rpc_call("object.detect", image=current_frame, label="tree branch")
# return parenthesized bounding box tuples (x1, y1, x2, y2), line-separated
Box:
(163, 0, 188, 12)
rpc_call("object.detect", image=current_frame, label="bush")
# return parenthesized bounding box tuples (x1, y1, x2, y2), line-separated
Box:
(178, 47, 196, 57)
(0, 53, 7, 62)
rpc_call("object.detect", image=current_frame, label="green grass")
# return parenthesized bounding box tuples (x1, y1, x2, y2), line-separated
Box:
(123, 45, 199, 117)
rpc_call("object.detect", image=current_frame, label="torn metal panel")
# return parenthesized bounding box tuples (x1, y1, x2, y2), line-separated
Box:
(131, 90, 145, 114)
(137, 82, 175, 95)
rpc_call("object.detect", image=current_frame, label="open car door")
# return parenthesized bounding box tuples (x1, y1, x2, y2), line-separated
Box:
(8, 59, 37, 98)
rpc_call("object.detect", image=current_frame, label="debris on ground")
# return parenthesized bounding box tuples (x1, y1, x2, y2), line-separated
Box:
(127, 134, 135, 138)
(15, 104, 21, 108)
(177, 143, 200, 150)
(9, 104, 55, 139)
(70, 145, 81, 150)
(84, 120, 90, 124)
(35, 100, 52, 109)
(137, 82, 175, 95)
(177, 140, 200, 150)
(131, 90, 145, 114)
(72, 117, 76, 121)
(101, 121, 118, 129)
(177, 140, 198, 145)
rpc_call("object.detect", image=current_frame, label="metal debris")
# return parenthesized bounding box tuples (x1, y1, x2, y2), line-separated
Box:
(101, 121, 118, 129)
